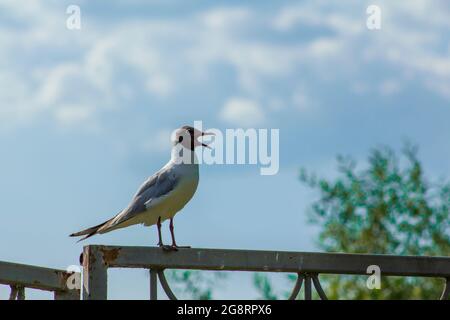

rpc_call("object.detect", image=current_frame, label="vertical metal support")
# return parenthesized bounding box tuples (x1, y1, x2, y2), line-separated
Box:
(288, 273, 304, 300)
(440, 278, 450, 300)
(9, 285, 18, 300)
(312, 274, 328, 300)
(157, 270, 178, 300)
(54, 289, 80, 300)
(17, 286, 25, 300)
(150, 269, 158, 300)
(304, 274, 312, 300)
(83, 245, 107, 300)
(8, 285, 25, 300)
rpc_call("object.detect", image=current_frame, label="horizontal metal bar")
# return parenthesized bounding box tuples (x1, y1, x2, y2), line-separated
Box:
(0, 260, 78, 292)
(88, 245, 450, 278)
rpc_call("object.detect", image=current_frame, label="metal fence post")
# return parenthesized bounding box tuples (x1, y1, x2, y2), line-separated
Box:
(82, 245, 107, 300)
(440, 278, 450, 300)
(304, 274, 312, 300)
(149, 269, 158, 300)
(54, 289, 80, 300)
(68, 246, 450, 300)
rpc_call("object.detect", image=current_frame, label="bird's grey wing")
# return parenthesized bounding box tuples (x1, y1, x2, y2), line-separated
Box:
(104, 167, 180, 229)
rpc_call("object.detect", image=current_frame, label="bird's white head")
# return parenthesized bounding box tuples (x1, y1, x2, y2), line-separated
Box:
(172, 125, 215, 151)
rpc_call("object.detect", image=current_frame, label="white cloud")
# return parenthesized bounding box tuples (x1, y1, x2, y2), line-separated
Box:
(146, 75, 172, 98)
(272, 0, 450, 102)
(350, 82, 370, 95)
(425, 80, 450, 101)
(306, 37, 343, 58)
(141, 128, 173, 153)
(292, 90, 316, 112)
(220, 97, 265, 127)
(37, 64, 82, 105)
(1, 0, 450, 133)
(267, 98, 284, 111)
(201, 7, 250, 29)
(379, 79, 402, 96)
(273, 2, 363, 35)
(54, 105, 95, 126)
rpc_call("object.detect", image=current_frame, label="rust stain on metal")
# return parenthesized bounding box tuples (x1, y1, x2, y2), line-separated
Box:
(89, 249, 97, 265)
(100, 248, 121, 265)
(59, 273, 71, 288)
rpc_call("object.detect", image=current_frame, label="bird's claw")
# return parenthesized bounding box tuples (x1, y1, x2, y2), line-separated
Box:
(174, 245, 191, 249)
(161, 244, 178, 251)
(159, 244, 190, 251)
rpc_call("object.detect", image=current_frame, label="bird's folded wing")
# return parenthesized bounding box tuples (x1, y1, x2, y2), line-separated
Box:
(104, 168, 180, 229)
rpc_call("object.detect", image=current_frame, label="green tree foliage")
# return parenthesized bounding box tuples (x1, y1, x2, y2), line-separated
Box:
(299, 144, 450, 299)
(253, 273, 279, 300)
(168, 270, 226, 300)
(254, 144, 449, 299)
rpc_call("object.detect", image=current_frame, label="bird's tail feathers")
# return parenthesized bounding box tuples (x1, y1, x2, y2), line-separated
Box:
(69, 219, 112, 242)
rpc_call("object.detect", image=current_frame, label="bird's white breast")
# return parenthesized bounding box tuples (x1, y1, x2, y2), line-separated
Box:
(141, 163, 199, 226)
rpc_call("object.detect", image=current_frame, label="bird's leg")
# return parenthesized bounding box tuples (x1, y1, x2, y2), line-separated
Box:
(156, 216, 164, 247)
(169, 218, 190, 250)
(158, 216, 176, 251)
(169, 218, 177, 249)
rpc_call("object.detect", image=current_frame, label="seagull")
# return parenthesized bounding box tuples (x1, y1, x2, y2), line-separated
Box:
(70, 125, 214, 250)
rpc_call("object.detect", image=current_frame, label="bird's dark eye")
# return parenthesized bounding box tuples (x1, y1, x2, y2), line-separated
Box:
(178, 136, 183, 142)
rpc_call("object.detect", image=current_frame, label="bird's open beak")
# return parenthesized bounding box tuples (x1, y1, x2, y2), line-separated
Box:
(199, 131, 215, 149)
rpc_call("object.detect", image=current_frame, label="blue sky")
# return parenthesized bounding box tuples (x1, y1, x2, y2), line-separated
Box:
(1, 0, 450, 299)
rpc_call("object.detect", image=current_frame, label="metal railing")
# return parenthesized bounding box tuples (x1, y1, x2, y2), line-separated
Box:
(0, 260, 80, 300)
(81, 245, 450, 300)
